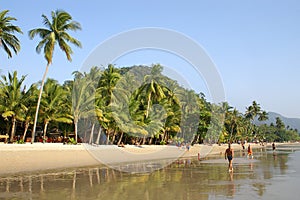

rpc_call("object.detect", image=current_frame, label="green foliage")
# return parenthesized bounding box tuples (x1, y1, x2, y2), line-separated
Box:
(68, 137, 77, 145)
(28, 9, 82, 64)
(172, 136, 184, 144)
(0, 71, 29, 142)
(16, 139, 25, 144)
(28, 9, 82, 143)
(0, 64, 299, 145)
(0, 10, 23, 58)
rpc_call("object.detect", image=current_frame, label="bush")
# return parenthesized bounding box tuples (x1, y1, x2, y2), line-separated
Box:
(16, 139, 25, 144)
(68, 137, 77, 145)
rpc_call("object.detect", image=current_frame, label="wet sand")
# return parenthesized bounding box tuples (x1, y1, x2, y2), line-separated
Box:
(0, 142, 266, 176)
(2, 145, 299, 200)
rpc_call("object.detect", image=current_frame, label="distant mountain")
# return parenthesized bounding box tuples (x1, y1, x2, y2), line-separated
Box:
(255, 112, 300, 132)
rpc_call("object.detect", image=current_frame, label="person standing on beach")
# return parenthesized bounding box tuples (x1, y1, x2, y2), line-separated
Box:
(247, 144, 253, 159)
(225, 143, 234, 172)
(272, 142, 276, 151)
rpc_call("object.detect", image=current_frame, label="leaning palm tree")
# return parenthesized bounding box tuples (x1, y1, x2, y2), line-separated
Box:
(28, 10, 82, 143)
(0, 10, 22, 58)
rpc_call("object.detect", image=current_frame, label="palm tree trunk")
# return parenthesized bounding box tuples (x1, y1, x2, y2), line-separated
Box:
(32, 63, 50, 143)
(149, 137, 153, 145)
(96, 126, 102, 144)
(22, 122, 29, 141)
(146, 93, 151, 118)
(112, 131, 116, 145)
(230, 125, 234, 142)
(106, 132, 110, 145)
(43, 122, 49, 143)
(95, 126, 102, 145)
(10, 117, 16, 142)
(117, 131, 124, 145)
(83, 119, 89, 142)
(142, 136, 146, 145)
(89, 123, 95, 144)
(164, 132, 169, 143)
(74, 119, 78, 143)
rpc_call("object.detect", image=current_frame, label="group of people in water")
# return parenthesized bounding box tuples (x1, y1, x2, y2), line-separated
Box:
(224, 142, 276, 172)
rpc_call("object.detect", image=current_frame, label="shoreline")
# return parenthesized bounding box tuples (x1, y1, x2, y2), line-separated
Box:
(0, 142, 285, 176)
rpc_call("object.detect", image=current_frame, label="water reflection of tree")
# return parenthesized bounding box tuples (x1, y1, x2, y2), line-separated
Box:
(0, 165, 237, 199)
(0, 152, 293, 200)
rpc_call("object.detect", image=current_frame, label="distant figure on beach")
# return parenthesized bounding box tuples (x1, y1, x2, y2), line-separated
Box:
(272, 142, 276, 151)
(225, 143, 234, 172)
(247, 144, 253, 159)
(186, 143, 190, 151)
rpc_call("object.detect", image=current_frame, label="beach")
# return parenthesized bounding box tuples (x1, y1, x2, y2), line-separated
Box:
(0, 142, 268, 176)
(1, 143, 299, 200)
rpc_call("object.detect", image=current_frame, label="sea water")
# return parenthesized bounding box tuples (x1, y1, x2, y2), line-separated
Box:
(0, 145, 300, 200)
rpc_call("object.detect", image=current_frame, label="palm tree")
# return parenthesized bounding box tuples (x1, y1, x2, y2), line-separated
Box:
(71, 67, 103, 144)
(40, 79, 72, 142)
(225, 108, 242, 142)
(72, 76, 95, 143)
(177, 89, 201, 142)
(258, 111, 268, 122)
(97, 65, 121, 144)
(28, 10, 82, 143)
(21, 84, 39, 141)
(139, 64, 166, 119)
(127, 65, 167, 144)
(98, 64, 121, 105)
(244, 101, 269, 142)
(0, 71, 27, 142)
(0, 10, 22, 58)
(245, 101, 261, 122)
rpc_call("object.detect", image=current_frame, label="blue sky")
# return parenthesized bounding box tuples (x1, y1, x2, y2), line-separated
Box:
(1, 0, 300, 118)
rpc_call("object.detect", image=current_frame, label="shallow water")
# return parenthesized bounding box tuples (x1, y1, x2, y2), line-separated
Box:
(0, 145, 300, 200)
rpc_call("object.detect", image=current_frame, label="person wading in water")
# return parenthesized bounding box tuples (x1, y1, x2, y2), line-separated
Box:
(225, 143, 234, 172)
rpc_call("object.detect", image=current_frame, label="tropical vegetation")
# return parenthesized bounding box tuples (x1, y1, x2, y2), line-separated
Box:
(28, 9, 82, 142)
(0, 10, 22, 58)
(0, 64, 299, 144)
(0, 9, 299, 144)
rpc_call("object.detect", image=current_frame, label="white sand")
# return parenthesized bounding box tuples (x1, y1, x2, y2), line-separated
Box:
(0, 142, 266, 176)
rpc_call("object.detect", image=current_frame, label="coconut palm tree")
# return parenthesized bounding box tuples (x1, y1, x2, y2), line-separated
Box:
(139, 64, 166, 119)
(72, 76, 95, 143)
(245, 101, 261, 122)
(28, 10, 82, 142)
(0, 71, 27, 142)
(96, 65, 121, 144)
(40, 78, 72, 142)
(71, 67, 103, 143)
(0, 10, 22, 58)
(98, 64, 121, 106)
(21, 84, 39, 141)
(177, 89, 201, 142)
(258, 111, 268, 122)
(225, 108, 242, 142)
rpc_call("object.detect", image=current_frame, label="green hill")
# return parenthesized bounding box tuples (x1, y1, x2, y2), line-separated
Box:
(255, 112, 300, 132)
